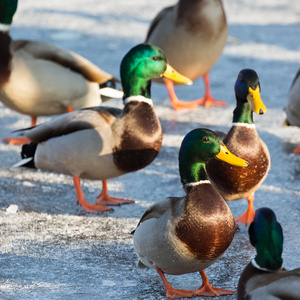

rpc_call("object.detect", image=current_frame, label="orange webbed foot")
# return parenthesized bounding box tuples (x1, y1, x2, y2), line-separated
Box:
(193, 95, 227, 107)
(79, 201, 113, 214)
(193, 270, 234, 297)
(96, 180, 134, 206)
(96, 192, 135, 206)
(166, 288, 195, 299)
(156, 267, 194, 299)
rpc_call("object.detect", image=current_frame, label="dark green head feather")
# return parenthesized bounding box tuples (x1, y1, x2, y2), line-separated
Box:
(179, 128, 224, 184)
(0, 0, 18, 25)
(249, 207, 283, 271)
(120, 43, 167, 99)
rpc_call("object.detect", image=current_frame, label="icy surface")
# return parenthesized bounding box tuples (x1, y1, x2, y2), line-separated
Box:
(0, 0, 300, 299)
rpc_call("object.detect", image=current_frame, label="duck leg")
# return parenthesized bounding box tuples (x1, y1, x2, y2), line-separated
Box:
(3, 116, 37, 145)
(73, 176, 112, 214)
(165, 79, 199, 110)
(235, 192, 255, 226)
(193, 270, 234, 297)
(66, 105, 73, 113)
(156, 267, 194, 299)
(293, 145, 300, 154)
(95, 180, 135, 206)
(165, 73, 226, 111)
(194, 73, 227, 107)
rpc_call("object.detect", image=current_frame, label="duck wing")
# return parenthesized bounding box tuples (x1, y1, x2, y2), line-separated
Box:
(17, 106, 121, 143)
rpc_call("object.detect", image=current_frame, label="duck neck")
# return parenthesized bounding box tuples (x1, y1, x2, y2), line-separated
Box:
(0, 0, 18, 30)
(179, 158, 208, 186)
(253, 246, 283, 272)
(233, 100, 254, 124)
(251, 218, 284, 272)
(122, 75, 152, 100)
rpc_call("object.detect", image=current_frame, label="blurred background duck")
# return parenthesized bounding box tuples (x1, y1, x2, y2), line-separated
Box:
(146, 0, 228, 110)
(15, 43, 192, 214)
(0, 0, 122, 145)
(206, 69, 270, 226)
(284, 68, 300, 153)
(133, 128, 249, 299)
(237, 207, 300, 299)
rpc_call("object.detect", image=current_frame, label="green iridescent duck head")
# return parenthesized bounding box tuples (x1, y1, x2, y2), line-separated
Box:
(0, 0, 18, 28)
(179, 128, 249, 185)
(120, 43, 192, 99)
(249, 207, 283, 271)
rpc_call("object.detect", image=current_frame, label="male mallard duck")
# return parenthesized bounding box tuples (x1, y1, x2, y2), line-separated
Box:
(0, 0, 122, 145)
(133, 128, 249, 299)
(206, 69, 270, 226)
(284, 68, 300, 153)
(14, 43, 192, 214)
(237, 207, 300, 299)
(146, 0, 228, 110)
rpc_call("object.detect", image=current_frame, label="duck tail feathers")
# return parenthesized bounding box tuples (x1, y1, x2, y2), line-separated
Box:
(12, 157, 35, 168)
(12, 142, 37, 169)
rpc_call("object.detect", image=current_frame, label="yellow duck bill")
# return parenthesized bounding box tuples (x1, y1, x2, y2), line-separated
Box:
(162, 64, 193, 85)
(247, 86, 267, 115)
(216, 145, 249, 167)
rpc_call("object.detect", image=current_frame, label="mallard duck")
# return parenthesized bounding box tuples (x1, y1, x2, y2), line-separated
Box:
(133, 128, 249, 299)
(237, 207, 300, 299)
(14, 43, 193, 214)
(0, 0, 122, 145)
(284, 68, 300, 153)
(206, 69, 270, 226)
(146, 0, 228, 110)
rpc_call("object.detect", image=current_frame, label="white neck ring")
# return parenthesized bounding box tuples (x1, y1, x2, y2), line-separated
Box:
(0, 23, 10, 32)
(184, 180, 210, 187)
(251, 258, 272, 272)
(124, 96, 153, 106)
(232, 122, 256, 128)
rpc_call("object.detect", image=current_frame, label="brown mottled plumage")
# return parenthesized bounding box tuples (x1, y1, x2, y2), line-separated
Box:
(206, 69, 270, 226)
(21, 103, 162, 179)
(15, 43, 192, 214)
(133, 128, 249, 299)
(207, 125, 270, 201)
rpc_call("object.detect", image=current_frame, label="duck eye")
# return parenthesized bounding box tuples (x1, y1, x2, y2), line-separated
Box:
(152, 56, 159, 61)
(202, 137, 209, 142)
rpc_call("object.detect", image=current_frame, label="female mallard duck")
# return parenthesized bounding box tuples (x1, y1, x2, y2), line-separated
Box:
(15, 43, 192, 214)
(133, 128, 249, 299)
(237, 207, 300, 299)
(206, 69, 270, 226)
(0, 0, 122, 145)
(146, 0, 228, 110)
(284, 68, 300, 153)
